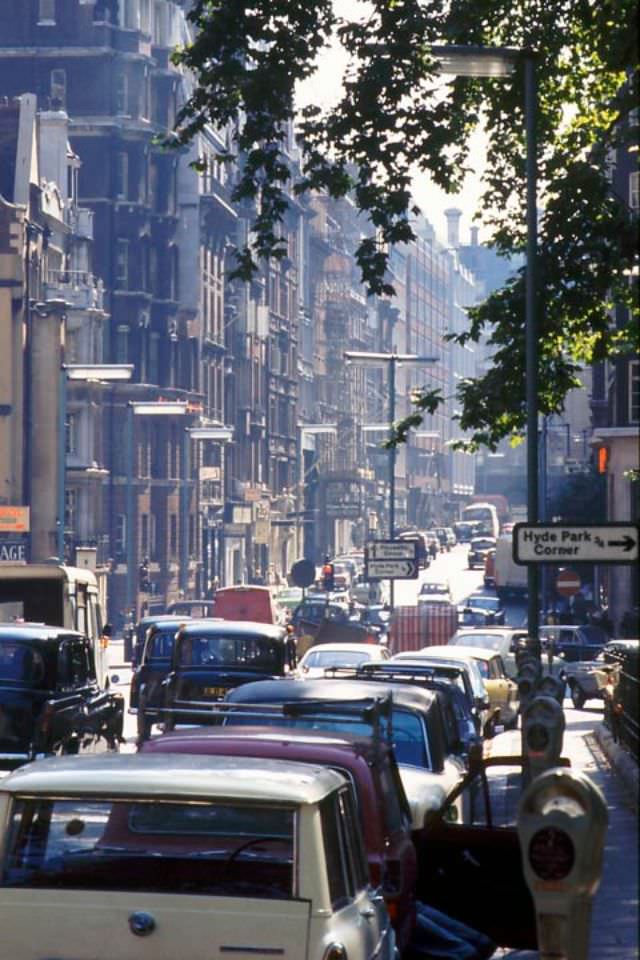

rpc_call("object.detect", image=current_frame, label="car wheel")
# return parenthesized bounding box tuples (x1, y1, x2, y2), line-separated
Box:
(483, 717, 496, 738)
(570, 683, 587, 710)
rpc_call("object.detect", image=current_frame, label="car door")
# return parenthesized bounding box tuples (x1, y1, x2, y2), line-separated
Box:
(486, 654, 514, 723)
(413, 756, 537, 949)
(49, 639, 89, 750)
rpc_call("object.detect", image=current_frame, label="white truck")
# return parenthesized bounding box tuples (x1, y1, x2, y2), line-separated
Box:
(494, 535, 528, 599)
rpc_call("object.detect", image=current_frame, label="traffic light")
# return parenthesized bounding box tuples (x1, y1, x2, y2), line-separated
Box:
(138, 558, 151, 593)
(596, 446, 609, 474)
(322, 562, 335, 592)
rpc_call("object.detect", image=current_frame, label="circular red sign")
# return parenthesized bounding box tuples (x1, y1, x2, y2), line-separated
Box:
(529, 827, 575, 881)
(555, 568, 581, 597)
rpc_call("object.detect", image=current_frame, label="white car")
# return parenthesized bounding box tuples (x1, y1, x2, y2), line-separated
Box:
(0, 753, 396, 960)
(297, 641, 390, 678)
(449, 628, 565, 680)
(418, 581, 452, 603)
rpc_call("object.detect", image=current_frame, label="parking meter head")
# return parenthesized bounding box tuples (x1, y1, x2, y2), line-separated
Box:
(522, 696, 565, 778)
(517, 768, 608, 960)
(537, 675, 565, 704)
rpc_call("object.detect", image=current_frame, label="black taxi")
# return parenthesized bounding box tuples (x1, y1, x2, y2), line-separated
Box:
(0, 623, 124, 769)
(137, 620, 295, 740)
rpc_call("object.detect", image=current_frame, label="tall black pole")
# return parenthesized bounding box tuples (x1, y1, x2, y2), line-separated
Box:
(525, 53, 540, 652)
(389, 355, 396, 611)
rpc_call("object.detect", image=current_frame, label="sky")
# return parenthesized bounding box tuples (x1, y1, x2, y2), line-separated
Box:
(295, 0, 488, 247)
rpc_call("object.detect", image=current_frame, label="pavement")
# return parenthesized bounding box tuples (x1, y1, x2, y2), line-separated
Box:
(488, 704, 639, 960)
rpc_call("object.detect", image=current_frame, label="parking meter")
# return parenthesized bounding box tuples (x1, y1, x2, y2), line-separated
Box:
(522, 695, 565, 783)
(518, 767, 608, 960)
(518, 660, 542, 712)
(537, 674, 565, 705)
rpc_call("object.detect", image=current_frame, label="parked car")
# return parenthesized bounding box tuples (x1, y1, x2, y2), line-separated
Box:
(354, 661, 483, 769)
(418, 581, 452, 603)
(141, 723, 417, 950)
(425, 644, 519, 734)
(390, 650, 490, 736)
(129, 617, 194, 737)
(560, 639, 635, 709)
(464, 593, 506, 626)
(449, 628, 566, 682)
(273, 586, 304, 613)
(467, 536, 497, 569)
(0, 624, 123, 769)
(539, 624, 608, 663)
(225, 678, 467, 829)
(396, 530, 429, 568)
(0, 753, 396, 960)
(296, 641, 390, 678)
(138, 620, 295, 740)
(350, 578, 390, 606)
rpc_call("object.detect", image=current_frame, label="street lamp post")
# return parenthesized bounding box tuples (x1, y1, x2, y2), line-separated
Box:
(432, 44, 540, 646)
(181, 425, 234, 595)
(344, 352, 438, 608)
(125, 401, 189, 618)
(58, 364, 133, 561)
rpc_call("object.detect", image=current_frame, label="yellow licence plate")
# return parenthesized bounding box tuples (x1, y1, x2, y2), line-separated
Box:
(202, 687, 226, 698)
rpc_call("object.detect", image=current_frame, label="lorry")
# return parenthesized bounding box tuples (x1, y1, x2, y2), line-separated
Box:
(493, 535, 528, 599)
(0, 563, 110, 687)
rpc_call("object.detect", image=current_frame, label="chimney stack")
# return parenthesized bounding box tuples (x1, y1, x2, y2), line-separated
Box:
(444, 208, 462, 248)
(470, 226, 479, 246)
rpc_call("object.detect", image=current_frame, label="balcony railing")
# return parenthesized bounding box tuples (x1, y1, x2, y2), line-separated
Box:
(45, 270, 106, 312)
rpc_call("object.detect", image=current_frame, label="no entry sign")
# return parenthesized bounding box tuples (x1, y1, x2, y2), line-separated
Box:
(555, 569, 581, 597)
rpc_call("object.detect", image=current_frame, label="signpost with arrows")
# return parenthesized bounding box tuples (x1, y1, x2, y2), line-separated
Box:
(365, 540, 419, 580)
(513, 523, 639, 565)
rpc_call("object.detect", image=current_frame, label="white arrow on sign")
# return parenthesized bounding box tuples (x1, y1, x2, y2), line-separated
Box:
(366, 540, 418, 561)
(514, 523, 639, 565)
(365, 558, 419, 580)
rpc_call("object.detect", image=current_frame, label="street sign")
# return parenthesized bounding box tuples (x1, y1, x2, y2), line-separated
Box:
(365, 558, 419, 580)
(290, 558, 316, 589)
(366, 540, 418, 561)
(555, 569, 581, 598)
(0, 538, 29, 562)
(513, 523, 639, 565)
(0, 506, 30, 533)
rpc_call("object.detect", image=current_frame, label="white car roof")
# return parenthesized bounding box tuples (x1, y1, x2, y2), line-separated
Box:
(0, 754, 346, 805)
(425, 644, 498, 663)
(302, 642, 381, 656)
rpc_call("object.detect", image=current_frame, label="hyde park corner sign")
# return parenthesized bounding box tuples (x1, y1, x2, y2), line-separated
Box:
(513, 523, 639, 565)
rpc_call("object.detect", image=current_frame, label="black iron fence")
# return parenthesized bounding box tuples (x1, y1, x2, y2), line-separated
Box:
(603, 640, 639, 763)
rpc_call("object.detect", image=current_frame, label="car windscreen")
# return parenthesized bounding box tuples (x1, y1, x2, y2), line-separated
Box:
(467, 597, 499, 611)
(225, 706, 430, 769)
(470, 540, 495, 550)
(0, 639, 47, 687)
(178, 633, 283, 672)
(2, 797, 294, 898)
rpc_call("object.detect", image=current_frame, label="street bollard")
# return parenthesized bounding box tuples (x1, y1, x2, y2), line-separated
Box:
(517, 767, 608, 960)
(522, 695, 565, 786)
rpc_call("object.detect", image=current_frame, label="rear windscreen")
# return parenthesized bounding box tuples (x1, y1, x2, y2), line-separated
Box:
(178, 634, 283, 672)
(3, 797, 295, 898)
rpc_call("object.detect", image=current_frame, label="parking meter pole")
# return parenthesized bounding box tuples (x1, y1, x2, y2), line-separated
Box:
(388, 355, 396, 613)
(518, 768, 608, 960)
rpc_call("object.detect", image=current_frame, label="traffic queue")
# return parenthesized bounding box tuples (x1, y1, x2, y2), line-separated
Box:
(0, 568, 616, 960)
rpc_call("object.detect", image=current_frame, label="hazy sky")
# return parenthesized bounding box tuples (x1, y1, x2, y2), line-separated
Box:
(295, 0, 487, 246)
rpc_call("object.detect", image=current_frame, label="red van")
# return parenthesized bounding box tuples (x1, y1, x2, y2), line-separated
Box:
(213, 585, 279, 625)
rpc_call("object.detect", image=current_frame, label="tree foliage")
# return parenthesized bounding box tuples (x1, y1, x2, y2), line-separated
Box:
(172, 0, 639, 448)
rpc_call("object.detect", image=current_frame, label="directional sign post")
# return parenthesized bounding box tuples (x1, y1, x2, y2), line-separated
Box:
(365, 540, 419, 580)
(513, 523, 639, 565)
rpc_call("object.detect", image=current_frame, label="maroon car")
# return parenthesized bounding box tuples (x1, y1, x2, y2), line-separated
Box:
(142, 724, 418, 950)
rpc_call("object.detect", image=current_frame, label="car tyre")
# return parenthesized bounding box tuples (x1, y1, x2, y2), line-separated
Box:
(570, 683, 587, 710)
(483, 717, 497, 739)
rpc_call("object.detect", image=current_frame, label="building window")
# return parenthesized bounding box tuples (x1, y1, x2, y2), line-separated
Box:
(630, 172, 639, 212)
(115, 72, 128, 115)
(50, 68, 66, 108)
(64, 488, 77, 534)
(65, 412, 79, 456)
(630, 360, 640, 424)
(115, 513, 127, 559)
(169, 513, 178, 557)
(115, 239, 129, 288)
(116, 325, 129, 364)
(115, 152, 128, 200)
(38, 0, 56, 24)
